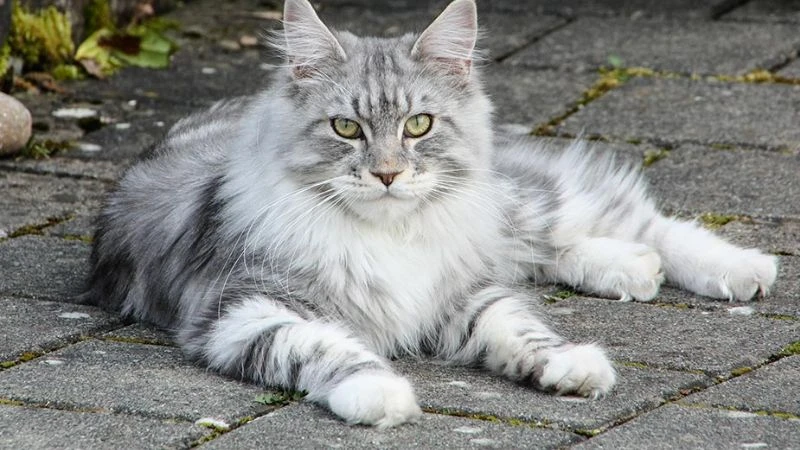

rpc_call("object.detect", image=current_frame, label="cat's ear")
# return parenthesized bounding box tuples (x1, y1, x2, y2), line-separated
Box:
(281, 0, 347, 79)
(411, 0, 478, 76)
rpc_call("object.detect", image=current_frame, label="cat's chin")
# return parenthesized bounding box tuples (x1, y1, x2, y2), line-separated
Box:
(345, 193, 422, 225)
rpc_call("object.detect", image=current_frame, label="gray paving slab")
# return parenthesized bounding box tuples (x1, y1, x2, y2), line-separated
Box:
(318, 0, 735, 19)
(0, 296, 119, 362)
(483, 65, 596, 127)
(0, 339, 269, 422)
(0, 157, 123, 182)
(544, 297, 800, 376)
(0, 171, 107, 238)
(717, 218, 800, 257)
(572, 404, 800, 450)
(778, 59, 800, 78)
(655, 255, 800, 319)
(393, 358, 709, 431)
(0, 404, 208, 450)
(643, 144, 800, 218)
(723, 0, 800, 23)
(0, 236, 90, 301)
(44, 213, 98, 241)
(505, 17, 800, 75)
(683, 355, 800, 415)
(560, 77, 800, 150)
(318, 6, 566, 60)
(203, 402, 581, 450)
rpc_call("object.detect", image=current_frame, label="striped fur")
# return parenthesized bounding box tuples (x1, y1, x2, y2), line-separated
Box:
(85, 0, 777, 427)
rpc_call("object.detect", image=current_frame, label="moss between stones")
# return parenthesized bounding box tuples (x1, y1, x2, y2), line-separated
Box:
(8, 215, 73, 238)
(778, 341, 800, 357)
(730, 366, 753, 377)
(698, 213, 739, 230)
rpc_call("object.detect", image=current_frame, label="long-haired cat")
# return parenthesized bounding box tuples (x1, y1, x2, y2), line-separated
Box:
(84, 0, 777, 428)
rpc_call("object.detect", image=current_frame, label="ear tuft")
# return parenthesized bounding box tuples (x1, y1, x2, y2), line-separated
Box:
(278, 0, 346, 79)
(411, 0, 478, 76)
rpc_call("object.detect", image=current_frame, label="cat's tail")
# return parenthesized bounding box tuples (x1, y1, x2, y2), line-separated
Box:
(179, 295, 422, 428)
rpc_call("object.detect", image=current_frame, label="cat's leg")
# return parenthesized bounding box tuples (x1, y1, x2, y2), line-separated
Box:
(642, 215, 777, 301)
(180, 296, 421, 428)
(544, 237, 665, 302)
(436, 286, 616, 398)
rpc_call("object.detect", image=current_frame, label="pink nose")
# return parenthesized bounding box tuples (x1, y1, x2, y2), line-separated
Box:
(371, 171, 401, 187)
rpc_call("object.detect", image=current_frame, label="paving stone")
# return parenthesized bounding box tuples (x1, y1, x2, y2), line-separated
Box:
(45, 213, 98, 241)
(203, 402, 581, 449)
(683, 355, 800, 415)
(484, 65, 596, 127)
(0, 157, 123, 182)
(506, 17, 800, 74)
(643, 145, 800, 218)
(724, 0, 800, 23)
(392, 358, 708, 430)
(778, 59, 800, 78)
(0, 405, 208, 450)
(318, 0, 734, 19)
(0, 339, 268, 422)
(0, 236, 90, 301)
(0, 296, 119, 362)
(0, 171, 108, 238)
(572, 404, 800, 449)
(543, 297, 800, 376)
(716, 218, 800, 257)
(560, 77, 800, 150)
(318, 6, 566, 60)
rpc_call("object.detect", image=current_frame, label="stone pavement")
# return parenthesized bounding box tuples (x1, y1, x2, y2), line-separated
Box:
(2, 0, 799, 448)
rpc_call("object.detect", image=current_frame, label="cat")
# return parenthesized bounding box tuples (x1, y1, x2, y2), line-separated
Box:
(84, 0, 778, 428)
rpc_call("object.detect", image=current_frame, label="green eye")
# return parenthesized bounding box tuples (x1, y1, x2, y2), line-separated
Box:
(332, 118, 362, 139)
(404, 114, 433, 138)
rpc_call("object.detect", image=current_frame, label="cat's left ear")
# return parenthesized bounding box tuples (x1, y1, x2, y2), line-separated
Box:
(281, 0, 347, 79)
(411, 0, 478, 77)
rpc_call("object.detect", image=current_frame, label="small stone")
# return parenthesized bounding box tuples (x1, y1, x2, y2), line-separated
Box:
(218, 39, 241, 51)
(76, 142, 103, 153)
(58, 312, 91, 319)
(52, 107, 97, 119)
(0, 92, 33, 156)
(239, 35, 259, 47)
(201, 67, 218, 75)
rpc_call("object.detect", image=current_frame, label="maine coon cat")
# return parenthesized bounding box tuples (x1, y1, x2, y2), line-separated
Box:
(84, 0, 778, 428)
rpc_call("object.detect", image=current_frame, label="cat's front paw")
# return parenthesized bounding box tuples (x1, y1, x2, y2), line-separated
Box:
(327, 371, 422, 428)
(699, 249, 778, 301)
(535, 344, 616, 399)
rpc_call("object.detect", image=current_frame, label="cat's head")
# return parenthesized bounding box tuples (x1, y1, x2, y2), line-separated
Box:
(268, 0, 493, 225)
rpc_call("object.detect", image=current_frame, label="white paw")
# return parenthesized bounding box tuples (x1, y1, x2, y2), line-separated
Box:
(580, 241, 664, 302)
(697, 249, 778, 302)
(535, 344, 616, 398)
(327, 371, 422, 428)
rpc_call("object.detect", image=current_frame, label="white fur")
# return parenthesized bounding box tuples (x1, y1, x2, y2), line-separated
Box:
(536, 344, 616, 398)
(327, 371, 422, 428)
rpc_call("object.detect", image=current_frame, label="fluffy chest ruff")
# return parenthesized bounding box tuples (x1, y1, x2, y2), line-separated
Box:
(235, 183, 508, 356)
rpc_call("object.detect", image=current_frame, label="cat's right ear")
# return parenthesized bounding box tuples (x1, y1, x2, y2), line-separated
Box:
(280, 0, 347, 79)
(411, 0, 478, 77)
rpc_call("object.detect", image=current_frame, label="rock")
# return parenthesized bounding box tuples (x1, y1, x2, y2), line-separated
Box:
(0, 92, 32, 156)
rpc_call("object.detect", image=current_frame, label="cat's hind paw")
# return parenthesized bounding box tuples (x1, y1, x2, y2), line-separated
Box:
(535, 344, 616, 399)
(327, 371, 422, 428)
(701, 249, 778, 302)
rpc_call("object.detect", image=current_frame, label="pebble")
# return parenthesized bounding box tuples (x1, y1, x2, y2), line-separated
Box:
(239, 35, 259, 47)
(0, 92, 33, 156)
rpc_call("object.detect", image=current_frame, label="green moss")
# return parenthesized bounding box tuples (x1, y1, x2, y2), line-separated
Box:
(0, 361, 16, 369)
(698, 213, 738, 230)
(710, 143, 735, 151)
(778, 341, 800, 357)
(83, 0, 116, 37)
(759, 313, 797, 321)
(730, 367, 753, 377)
(253, 390, 307, 406)
(616, 361, 650, 369)
(63, 234, 95, 244)
(543, 289, 578, 302)
(8, 216, 69, 238)
(18, 351, 42, 362)
(575, 428, 603, 437)
(20, 139, 74, 159)
(643, 148, 670, 167)
(9, 1, 75, 71)
(0, 41, 11, 77)
(51, 64, 84, 80)
(0, 398, 24, 406)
